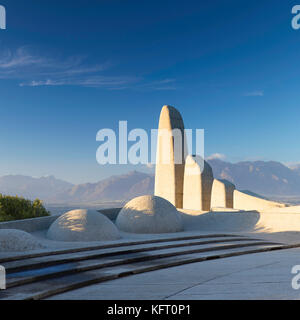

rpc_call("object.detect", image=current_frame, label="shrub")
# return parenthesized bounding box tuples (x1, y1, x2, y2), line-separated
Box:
(0, 194, 50, 222)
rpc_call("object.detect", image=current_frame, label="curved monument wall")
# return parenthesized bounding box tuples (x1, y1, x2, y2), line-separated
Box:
(233, 190, 286, 211)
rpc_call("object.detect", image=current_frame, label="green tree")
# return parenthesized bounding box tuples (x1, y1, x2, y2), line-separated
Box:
(0, 194, 50, 222)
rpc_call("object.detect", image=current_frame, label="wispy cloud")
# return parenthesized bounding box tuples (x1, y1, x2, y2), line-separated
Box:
(244, 90, 264, 97)
(207, 153, 226, 160)
(20, 76, 140, 89)
(0, 47, 107, 74)
(0, 46, 175, 90)
(135, 78, 176, 91)
(0, 47, 46, 69)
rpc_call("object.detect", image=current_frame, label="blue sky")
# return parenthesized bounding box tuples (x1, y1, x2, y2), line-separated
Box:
(0, 0, 300, 183)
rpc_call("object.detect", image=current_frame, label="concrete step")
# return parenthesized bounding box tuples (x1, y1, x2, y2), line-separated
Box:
(3, 237, 264, 273)
(0, 241, 283, 301)
(2, 240, 279, 298)
(0, 233, 245, 263)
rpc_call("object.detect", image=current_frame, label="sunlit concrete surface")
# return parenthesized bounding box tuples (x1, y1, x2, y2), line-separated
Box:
(46, 247, 300, 300)
(183, 157, 214, 211)
(116, 195, 183, 233)
(234, 190, 286, 211)
(211, 179, 235, 209)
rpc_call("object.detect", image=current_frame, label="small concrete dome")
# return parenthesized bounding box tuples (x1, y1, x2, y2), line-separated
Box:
(0, 229, 44, 252)
(47, 209, 121, 242)
(116, 195, 183, 234)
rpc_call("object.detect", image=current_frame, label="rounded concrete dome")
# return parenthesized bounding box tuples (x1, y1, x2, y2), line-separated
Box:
(0, 229, 44, 252)
(116, 195, 183, 234)
(47, 209, 121, 242)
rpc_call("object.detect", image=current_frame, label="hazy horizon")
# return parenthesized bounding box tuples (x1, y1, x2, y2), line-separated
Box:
(0, 156, 299, 185)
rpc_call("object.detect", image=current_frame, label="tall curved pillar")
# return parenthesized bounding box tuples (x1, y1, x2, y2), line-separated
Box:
(183, 155, 214, 211)
(211, 179, 235, 209)
(154, 105, 186, 208)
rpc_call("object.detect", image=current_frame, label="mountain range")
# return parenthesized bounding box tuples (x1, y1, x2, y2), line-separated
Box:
(50, 171, 154, 204)
(207, 159, 300, 197)
(0, 175, 73, 201)
(1, 159, 300, 204)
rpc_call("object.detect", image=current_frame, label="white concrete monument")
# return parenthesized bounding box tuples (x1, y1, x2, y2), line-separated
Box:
(183, 155, 214, 211)
(154, 105, 285, 214)
(211, 179, 235, 209)
(154, 105, 186, 208)
(233, 190, 286, 211)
